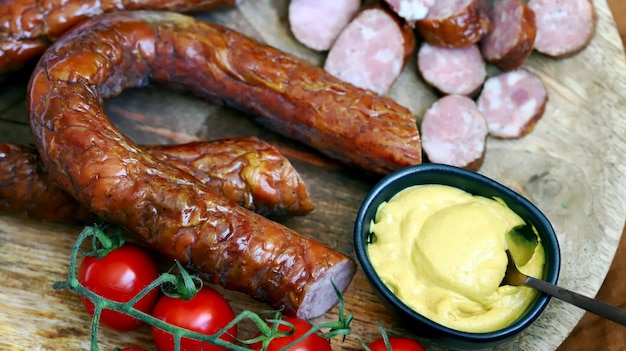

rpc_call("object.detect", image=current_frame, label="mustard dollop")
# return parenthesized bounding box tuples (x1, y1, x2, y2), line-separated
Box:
(368, 184, 545, 333)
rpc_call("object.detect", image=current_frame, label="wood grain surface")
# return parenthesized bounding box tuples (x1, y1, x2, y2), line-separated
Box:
(1, 1, 626, 351)
(558, 2, 626, 350)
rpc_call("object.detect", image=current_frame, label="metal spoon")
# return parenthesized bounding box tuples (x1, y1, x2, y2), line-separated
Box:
(503, 249, 626, 326)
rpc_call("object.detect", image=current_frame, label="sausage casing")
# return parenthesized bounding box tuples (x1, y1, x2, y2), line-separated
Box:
(0, 138, 313, 223)
(0, 0, 238, 75)
(27, 10, 368, 318)
(0, 143, 94, 224)
(416, 0, 491, 48)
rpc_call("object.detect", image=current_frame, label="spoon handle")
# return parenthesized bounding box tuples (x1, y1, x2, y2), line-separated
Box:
(526, 276, 626, 326)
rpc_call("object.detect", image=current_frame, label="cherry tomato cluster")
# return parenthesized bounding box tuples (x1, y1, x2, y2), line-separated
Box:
(72, 225, 425, 351)
(77, 241, 239, 351)
(77, 241, 346, 351)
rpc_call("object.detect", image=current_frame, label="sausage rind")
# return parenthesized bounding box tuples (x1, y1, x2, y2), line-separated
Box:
(147, 138, 313, 217)
(25, 10, 419, 318)
(0, 0, 239, 75)
(0, 138, 313, 223)
(0, 144, 94, 224)
(415, 0, 490, 48)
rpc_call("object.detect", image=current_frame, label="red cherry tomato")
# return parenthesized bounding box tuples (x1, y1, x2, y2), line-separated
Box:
(78, 243, 160, 331)
(368, 337, 426, 351)
(151, 286, 237, 351)
(121, 348, 150, 351)
(251, 317, 332, 351)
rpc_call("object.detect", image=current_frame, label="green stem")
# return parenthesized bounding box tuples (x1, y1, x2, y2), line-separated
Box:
(91, 304, 103, 351)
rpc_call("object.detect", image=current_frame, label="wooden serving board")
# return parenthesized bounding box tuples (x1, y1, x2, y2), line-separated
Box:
(1, 1, 626, 350)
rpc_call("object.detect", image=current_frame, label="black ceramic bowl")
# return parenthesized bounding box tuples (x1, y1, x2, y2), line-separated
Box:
(354, 163, 561, 349)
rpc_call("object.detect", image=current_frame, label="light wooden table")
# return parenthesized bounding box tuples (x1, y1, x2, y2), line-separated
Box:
(558, 2, 626, 351)
(1, 1, 626, 351)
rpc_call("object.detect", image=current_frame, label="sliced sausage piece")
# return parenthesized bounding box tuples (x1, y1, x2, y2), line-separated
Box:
(480, 0, 536, 71)
(288, 0, 360, 51)
(417, 42, 486, 96)
(415, 0, 490, 48)
(476, 69, 548, 139)
(0, 139, 313, 223)
(324, 4, 416, 95)
(420, 95, 488, 170)
(383, 0, 436, 22)
(528, 0, 597, 57)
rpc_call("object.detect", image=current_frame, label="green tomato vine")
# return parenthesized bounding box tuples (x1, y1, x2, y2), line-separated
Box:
(53, 224, 353, 351)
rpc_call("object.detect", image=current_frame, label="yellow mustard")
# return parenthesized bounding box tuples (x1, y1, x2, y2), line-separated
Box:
(367, 184, 545, 333)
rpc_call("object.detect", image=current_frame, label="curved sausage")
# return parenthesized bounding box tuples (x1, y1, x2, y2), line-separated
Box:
(0, 0, 239, 75)
(288, 0, 360, 51)
(415, 0, 491, 48)
(420, 94, 487, 170)
(476, 69, 548, 139)
(0, 139, 313, 223)
(383, 0, 436, 22)
(479, 0, 536, 71)
(28, 12, 421, 176)
(417, 42, 486, 96)
(324, 4, 416, 95)
(528, 0, 597, 57)
(26, 10, 418, 318)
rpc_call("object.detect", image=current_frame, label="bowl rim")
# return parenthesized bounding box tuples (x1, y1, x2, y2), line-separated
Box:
(354, 163, 561, 341)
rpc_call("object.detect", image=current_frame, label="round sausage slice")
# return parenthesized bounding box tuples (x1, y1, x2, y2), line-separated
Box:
(288, 0, 360, 51)
(480, 0, 536, 71)
(324, 5, 416, 95)
(421, 95, 488, 170)
(417, 42, 486, 96)
(528, 0, 597, 57)
(476, 69, 548, 139)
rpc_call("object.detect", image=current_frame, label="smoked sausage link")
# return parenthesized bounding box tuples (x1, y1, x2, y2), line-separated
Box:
(0, 0, 239, 75)
(146, 138, 313, 217)
(0, 138, 313, 223)
(0, 144, 94, 224)
(26, 10, 425, 318)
